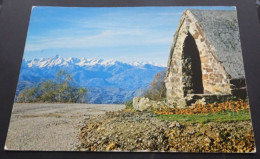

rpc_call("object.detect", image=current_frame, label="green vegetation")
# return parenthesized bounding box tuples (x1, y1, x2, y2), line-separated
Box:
(124, 99, 134, 109)
(156, 110, 251, 123)
(143, 70, 166, 101)
(17, 70, 87, 103)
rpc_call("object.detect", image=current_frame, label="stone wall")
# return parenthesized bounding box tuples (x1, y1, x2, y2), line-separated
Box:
(133, 97, 171, 111)
(133, 10, 247, 110)
(230, 79, 247, 99)
(165, 10, 232, 107)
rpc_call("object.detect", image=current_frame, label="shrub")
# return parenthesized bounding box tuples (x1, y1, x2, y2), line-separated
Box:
(17, 70, 88, 103)
(143, 70, 166, 101)
(125, 99, 133, 109)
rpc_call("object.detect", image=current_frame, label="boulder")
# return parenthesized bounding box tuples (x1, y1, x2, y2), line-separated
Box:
(133, 97, 171, 111)
(133, 97, 153, 111)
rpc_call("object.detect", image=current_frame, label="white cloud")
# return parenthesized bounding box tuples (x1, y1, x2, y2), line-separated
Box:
(25, 7, 179, 59)
(25, 28, 172, 51)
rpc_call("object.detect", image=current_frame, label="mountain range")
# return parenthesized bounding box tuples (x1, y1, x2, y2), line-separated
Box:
(16, 55, 166, 104)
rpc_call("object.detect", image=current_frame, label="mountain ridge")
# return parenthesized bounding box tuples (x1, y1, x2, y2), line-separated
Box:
(24, 55, 166, 68)
(17, 55, 166, 104)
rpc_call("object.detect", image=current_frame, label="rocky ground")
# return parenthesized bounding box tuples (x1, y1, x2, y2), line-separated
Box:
(77, 110, 255, 152)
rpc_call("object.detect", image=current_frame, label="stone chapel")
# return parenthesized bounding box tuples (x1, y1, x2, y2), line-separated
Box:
(165, 9, 247, 107)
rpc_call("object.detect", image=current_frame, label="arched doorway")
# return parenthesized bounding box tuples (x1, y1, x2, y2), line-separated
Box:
(182, 32, 204, 95)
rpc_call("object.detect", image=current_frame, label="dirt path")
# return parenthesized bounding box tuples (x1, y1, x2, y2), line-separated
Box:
(5, 103, 125, 151)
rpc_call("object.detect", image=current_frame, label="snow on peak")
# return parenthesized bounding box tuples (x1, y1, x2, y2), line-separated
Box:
(52, 55, 61, 59)
(24, 55, 165, 68)
(128, 61, 165, 67)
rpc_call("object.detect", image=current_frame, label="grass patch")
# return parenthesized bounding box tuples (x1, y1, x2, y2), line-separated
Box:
(156, 110, 251, 123)
(124, 99, 134, 109)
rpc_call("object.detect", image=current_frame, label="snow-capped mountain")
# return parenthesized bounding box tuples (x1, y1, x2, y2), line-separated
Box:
(17, 55, 166, 104)
(24, 55, 165, 68)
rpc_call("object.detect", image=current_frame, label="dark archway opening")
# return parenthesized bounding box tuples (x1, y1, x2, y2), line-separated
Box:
(182, 32, 204, 95)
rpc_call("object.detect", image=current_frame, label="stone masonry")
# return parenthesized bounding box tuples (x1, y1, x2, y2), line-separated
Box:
(165, 9, 247, 107)
(133, 9, 248, 111)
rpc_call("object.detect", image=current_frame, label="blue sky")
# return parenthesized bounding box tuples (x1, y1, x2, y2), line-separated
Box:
(24, 6, 235, 66)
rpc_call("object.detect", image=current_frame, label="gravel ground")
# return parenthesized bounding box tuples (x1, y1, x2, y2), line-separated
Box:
(5, 103, 125, 151)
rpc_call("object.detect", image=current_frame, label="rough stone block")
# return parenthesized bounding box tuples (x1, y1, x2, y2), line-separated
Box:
(133, 97, 151, 111)
(202, 74, 208, 80)
(193, 32, 199, 39)
(201, 56, 208, 63)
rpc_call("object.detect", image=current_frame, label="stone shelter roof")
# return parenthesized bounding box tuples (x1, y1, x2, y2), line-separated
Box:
(172, 9, 245, 79)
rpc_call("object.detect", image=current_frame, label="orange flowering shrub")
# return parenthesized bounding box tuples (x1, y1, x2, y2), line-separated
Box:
(154, 99, 249, 115)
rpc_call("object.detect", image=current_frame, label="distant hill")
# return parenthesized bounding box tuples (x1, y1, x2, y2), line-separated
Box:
(16, 55, 166, 104)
